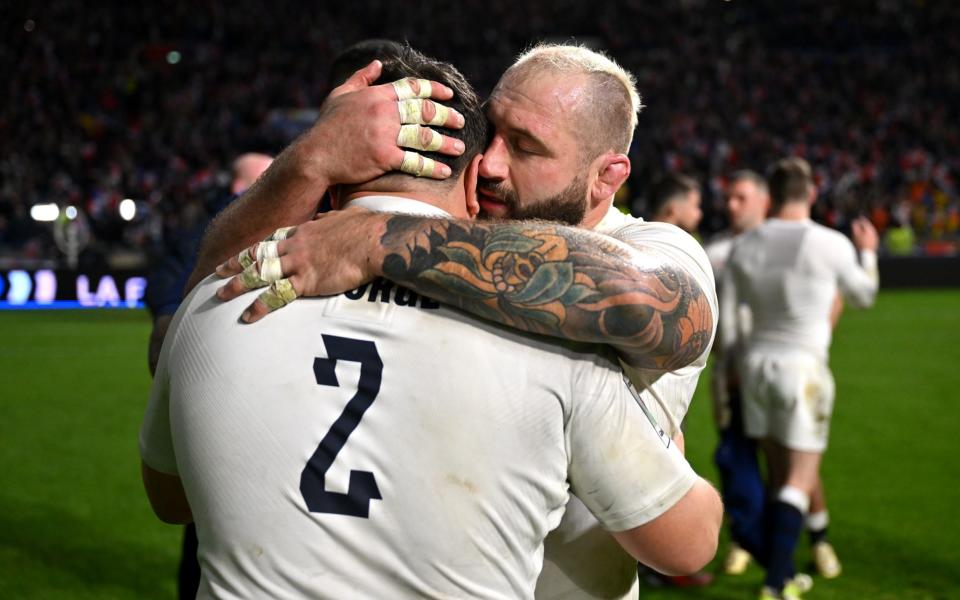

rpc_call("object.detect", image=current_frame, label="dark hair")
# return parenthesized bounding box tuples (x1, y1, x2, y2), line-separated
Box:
(378, 45, 488, 182)
(648, 173, 700, 217)
(767, 157, 814, 208)
(728, 169, 768, 192)
(328, 39, 405, 89)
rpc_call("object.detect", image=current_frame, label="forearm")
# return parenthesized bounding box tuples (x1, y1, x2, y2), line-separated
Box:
(187, 140, 331, 293)
(373, 215, 713, 371)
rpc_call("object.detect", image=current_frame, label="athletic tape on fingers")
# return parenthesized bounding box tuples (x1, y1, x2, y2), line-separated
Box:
(398, 99, 450, 126)
(399, 151, 437, 178)
(238, 263, 268, 290)
(392, 78, 433, 100)
(259, 256, 284, 282)
(397, 124, 443, 152)
(259, 278, 298, 311)
(267, 226, 295, 241)
(255, 240, 280, 262)
(237, 247, 255, 270)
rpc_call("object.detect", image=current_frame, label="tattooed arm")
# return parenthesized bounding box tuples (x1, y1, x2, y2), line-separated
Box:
(377, 215, 713, 371)
(219, 206, 713, 371)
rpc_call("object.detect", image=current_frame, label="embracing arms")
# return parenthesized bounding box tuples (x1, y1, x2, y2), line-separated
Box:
(371, 213, 712, 371)
(218, 209, 714, 371)
(186, 61, 466, 293)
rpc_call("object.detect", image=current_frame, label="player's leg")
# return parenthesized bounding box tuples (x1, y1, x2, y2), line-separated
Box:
(758, 353, 833, 599)
(761, 442, 820, 598)
(807, 475, 842, 578)
(715, 382, 766, 575)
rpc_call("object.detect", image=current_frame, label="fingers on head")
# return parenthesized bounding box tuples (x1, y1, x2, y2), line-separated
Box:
(392, 77, 453, 101)
(398, 99, 464, 128)
(398, 151, 452, 180)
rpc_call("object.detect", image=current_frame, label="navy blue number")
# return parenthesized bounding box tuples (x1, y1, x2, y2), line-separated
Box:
(300, 334, 383, 518)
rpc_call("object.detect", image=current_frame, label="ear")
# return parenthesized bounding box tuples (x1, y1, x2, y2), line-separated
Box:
(463, 154, 483, 219)
(590, 152, 631, 208)
(807, 184, 818, 207)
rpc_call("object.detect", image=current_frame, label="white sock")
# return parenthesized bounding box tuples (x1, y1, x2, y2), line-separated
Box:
(777, 485, 810, 514)
(806, 510, 829, 531)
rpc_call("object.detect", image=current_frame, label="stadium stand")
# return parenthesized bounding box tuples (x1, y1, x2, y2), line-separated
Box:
(2, 0, 958, 268)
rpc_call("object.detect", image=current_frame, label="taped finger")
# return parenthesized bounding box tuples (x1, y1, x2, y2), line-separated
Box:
(399, 151, 438, 178)
(255, 240, 280, 262)
(392, 78, 433, 100)
(266, 226, 296, 241)
(259, 256, 284, 283)
(398, 99, 452, 127)
(397, 124, 443, 152)
(259, 278, 299, 311)
(237, 247, 256, 270)
(238, 262, 268, 290)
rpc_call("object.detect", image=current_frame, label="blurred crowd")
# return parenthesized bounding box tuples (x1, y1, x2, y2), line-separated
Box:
(2, 0, 958, 267)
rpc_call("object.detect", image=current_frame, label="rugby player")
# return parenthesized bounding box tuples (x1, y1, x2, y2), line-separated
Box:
(708, 171, 843, 579)
(140, 47, 722, 599)
(206, 44, 719, 599)
(648, 173, 703, 235)
(720, 157, 878, 599)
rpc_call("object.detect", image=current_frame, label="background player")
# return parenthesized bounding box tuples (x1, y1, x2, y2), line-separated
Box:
(140, 48, 722, 598)
(721, 157, 879, 599)
(705, 169, 770, 576)
(708, 170, 844, 578)
(647, 172, 703, 235)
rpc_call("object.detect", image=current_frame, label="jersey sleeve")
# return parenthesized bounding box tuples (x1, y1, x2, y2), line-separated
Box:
(566, 362, 698, 532)
(139, 318, 179, 475)
(604, 220, 719, 435)
(834, 236, 879, 309)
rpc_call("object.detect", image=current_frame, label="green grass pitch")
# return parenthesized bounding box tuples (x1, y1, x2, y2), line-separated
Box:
(1, 290, 958, 598)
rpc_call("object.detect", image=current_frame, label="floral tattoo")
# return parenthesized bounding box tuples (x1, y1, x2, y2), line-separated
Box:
(380, 216, 713, 371)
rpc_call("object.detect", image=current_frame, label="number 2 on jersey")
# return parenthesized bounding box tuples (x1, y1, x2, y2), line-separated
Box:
(300, 334, 383, 518)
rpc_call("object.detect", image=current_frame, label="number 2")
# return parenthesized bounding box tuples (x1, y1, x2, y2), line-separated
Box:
(300, 334, 383, 518)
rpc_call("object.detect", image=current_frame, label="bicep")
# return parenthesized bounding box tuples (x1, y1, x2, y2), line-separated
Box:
(611, 477, 721, 575)
(568, 370, 698, 534)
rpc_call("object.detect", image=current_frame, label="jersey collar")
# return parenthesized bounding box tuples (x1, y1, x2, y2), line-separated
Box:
(347, 195, 453, 218)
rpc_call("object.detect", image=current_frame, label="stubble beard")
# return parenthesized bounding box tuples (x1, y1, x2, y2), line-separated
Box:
(480, 176, 588, 225)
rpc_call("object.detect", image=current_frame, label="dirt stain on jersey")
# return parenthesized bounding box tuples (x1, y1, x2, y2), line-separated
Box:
(445, 474, 478, 495)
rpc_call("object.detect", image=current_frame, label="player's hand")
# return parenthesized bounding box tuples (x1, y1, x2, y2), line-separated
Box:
(296, 60, 466, 184)
(851, 217, 879, 252)
(213, 206, 388, 323)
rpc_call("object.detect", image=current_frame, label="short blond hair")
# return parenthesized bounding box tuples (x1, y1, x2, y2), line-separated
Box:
(502, 43, 643, 156)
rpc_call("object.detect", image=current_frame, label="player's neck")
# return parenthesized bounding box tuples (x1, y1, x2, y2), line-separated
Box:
(775, 202, 810, 221)
(343, 190, 469, 219)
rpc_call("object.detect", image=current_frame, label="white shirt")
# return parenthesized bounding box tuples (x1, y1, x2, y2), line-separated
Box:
(721, 218, 879, 361)
(141, 196, 697, 600)
(535, 206, 717, 600)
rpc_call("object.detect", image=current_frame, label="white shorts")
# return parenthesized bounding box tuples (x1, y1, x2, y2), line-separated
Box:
(740, 351, 835, 452)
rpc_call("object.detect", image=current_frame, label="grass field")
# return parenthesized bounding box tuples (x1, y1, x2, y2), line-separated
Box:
(1, 290, 958, 599)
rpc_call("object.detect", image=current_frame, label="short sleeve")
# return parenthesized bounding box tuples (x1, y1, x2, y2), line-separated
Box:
(567, 364, 697, 532)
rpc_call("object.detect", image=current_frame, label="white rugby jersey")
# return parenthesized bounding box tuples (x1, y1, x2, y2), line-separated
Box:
(721, 218, 878, 361)
(535, 206, 717, 600)
(141, 196, 697, 600)
(705, 232, 754, 349)
(594, 207, 718, 437)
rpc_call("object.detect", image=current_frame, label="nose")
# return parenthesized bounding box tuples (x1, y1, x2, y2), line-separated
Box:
(479, 135, 508, 181)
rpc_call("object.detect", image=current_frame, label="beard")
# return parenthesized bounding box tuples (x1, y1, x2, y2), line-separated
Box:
(479, 176, 588, 225)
